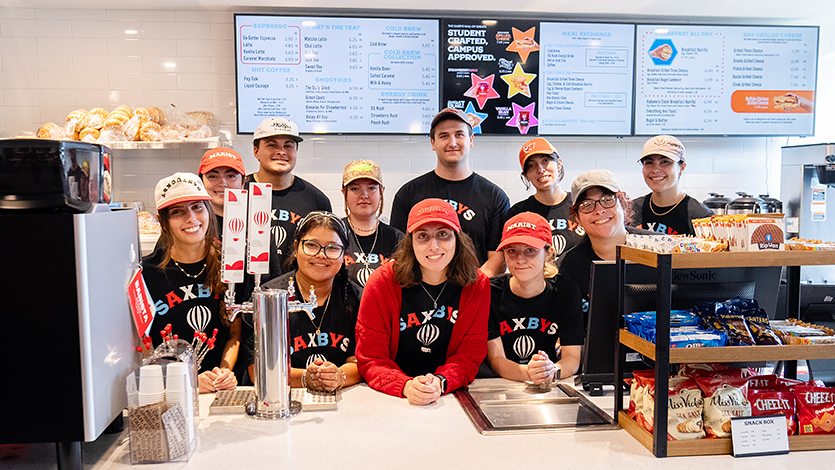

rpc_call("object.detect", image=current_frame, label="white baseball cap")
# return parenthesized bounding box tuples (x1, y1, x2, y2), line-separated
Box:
(154, 172, 212, 210)
(253, 117, 303, 143)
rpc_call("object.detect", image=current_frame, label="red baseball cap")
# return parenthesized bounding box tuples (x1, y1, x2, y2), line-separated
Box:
(497, 212, 552, 251)
(406, 198, 461, 234)
(198, 147, 245, 176)
(518, 137, 558, 169)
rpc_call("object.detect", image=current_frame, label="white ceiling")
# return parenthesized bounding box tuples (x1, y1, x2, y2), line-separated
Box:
(2, 0, 834, 25)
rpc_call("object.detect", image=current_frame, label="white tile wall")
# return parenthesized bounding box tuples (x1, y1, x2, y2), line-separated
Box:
(0, 7, 833, 217)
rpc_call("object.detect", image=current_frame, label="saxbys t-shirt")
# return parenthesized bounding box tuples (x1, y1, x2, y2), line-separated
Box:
(342, 218, 404, 287)
(488, 274, 585, 363)
(507, 194, 585, 256)
(243, 174, 332, 279)
(142, 250, 229, 373)
(633, 194, 713, 236)
(389, 171, 509, 265)
(262, 271, 357, 368)
(395, 281, 463, 377)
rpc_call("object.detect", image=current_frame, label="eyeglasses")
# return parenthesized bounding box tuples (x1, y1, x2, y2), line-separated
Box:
(300, 239, 345, 259)
(577, 194, 618, 214)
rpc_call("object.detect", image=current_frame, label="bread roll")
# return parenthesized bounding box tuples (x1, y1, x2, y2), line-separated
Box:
(79, 127, 100, 142)
(139, 121, 161, 142)
(134, 107, 151, 120)
(82, 108, 108, 130)
(65, 109, 88, 133)
(186, 110, 214, 128)
(37, 122, 60, 139)
(103, 114, 128, 131)
(148, 106, 166, 125)
(112, 105, 133, 118)
(123, 114, 147, 141)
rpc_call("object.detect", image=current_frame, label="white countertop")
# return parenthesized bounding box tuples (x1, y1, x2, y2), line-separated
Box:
(2, 378, 834, 469)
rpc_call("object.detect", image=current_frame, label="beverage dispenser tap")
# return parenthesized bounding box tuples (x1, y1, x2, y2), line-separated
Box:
(220, 183, 317, 419)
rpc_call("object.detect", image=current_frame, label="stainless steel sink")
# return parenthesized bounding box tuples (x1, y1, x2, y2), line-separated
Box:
(454, 379, 617, 435)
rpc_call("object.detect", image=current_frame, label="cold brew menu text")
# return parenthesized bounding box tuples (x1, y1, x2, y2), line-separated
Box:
(236, 15, 439, 134)
(635, 25, 818, 135)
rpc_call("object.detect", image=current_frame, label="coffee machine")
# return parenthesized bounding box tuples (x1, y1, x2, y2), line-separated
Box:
(0, 139, 138, 470)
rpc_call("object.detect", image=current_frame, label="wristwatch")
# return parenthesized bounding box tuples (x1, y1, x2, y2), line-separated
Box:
(435, 374, 447, 394)
(552, 364, 562, 382)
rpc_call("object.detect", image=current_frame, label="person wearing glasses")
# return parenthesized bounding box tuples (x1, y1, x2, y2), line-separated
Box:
(486, 212, 585, 384)
(632, 135, 712, 236)
(256, 211, 363, 392)
(558, 170, 650, 307)
(355, 198, 490, 406)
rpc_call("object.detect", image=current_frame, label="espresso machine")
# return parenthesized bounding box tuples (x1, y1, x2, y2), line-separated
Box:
(0, 139, 138, 470)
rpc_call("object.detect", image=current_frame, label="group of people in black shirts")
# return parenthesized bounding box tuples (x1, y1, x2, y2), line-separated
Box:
(140, 108, 713, 403)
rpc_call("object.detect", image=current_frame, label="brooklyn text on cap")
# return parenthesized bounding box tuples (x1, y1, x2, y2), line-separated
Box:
(430, 108, 472, 133)
(518, 137, 559, 169)
(406, 198, 462, 233)
(154, 172, 212, 210)
(342, 159, 383, 187)
(199, 147, 245, 176)
(253, 117, 303, 143)
(639, 134, 685, 163)
(570, 169, 621, 205)
(497, 212, 552, 251)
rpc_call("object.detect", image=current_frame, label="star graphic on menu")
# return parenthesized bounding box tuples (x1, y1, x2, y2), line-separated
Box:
(505, 27, 539, 63)
(463, 73, 500, 110)
(463, 102, 488, 134)
(500, 63, 536, 99)
(506, 102, 538, 135)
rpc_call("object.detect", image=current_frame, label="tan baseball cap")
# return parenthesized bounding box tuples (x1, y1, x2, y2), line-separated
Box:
(253, 117, 303, 143)
(154, 172, 212, 210)
(342, 159, 383, 187)
(570, 170, 622, 205)
(640, 135, 685, 163)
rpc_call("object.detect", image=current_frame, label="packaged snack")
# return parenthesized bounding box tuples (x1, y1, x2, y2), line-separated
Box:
(680, 363, 729, 377)
(795, 385, 835, 435)
(667, 376, 705, 441)
(696, 376, 752, 438)
(641, 375, 656, 433)
(747, 374, 779, 390)
(749, 388, 797, 435)
(745, 214, 785, 251)
(629, 370, 655, 421)
(744, 311, 783, 345)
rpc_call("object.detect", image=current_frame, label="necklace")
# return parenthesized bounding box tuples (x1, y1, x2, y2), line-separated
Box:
(301, 286, 331, 336)
(348, 219, 379, 268)
(349, 218, 378, 234)
(649, 193, 686, 217)
(420, 281, 448, 311)
(173, 260, 206, 278)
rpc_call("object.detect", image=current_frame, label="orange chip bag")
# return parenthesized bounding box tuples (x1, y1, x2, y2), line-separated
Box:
(796, 385, 835, 435)
(749, 388, 797, 435)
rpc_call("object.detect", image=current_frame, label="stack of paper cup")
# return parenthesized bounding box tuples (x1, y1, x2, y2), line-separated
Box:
(165, 362, 195, 444)
(137, 364, 165, 406)
(126, 374, 139, 409)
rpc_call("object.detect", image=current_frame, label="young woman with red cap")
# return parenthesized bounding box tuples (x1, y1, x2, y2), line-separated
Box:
(143, 172, 241, 393)
(487, 212, 584, 383)
(355, 198, 490, 405)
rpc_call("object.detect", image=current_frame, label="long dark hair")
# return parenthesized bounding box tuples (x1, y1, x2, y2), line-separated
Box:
(392, 230, 480, 288)
(157, 200, 230, 325)
(289, 211, 360, 321)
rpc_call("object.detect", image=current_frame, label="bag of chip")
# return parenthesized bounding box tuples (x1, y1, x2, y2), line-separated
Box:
(629, 370, 655, 420)
(667, 376, 705, 441)
(748, 374, 779, 390)
(696, 375, 751, 438)
(749, 388, 797, 435)
(795, 385, 835, 435)
(641, 375, 656, 433)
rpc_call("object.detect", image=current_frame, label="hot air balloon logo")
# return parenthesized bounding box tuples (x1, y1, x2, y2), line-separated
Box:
(187, 305, 211, 333)
(253, 211, 270, 234)
(513, 335, 535, 361)
(356, 266, 374, 287)
(552, 234, 566, 255)
(271, 226, 287, 251)
(228, 217, 244, 242)
(417, 324, 440, 353)
(305, 353, 327, 367)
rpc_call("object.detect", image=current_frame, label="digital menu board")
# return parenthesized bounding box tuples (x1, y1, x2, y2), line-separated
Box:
(235, 15, 439, 134)
(538, 22, 635, 135)
(635, 25, 818, 135)
(441, 19, 542, 135)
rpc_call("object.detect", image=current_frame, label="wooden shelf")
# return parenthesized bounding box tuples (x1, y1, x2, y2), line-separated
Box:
(619, 246, 835, 269)
(620, 329, 835, 363)
(619, 411, 835, 456)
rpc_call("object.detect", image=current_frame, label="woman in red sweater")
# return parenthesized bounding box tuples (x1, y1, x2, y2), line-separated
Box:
(356, 198, 490, 405)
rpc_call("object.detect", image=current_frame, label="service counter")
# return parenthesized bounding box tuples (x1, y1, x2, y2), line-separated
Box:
(2, 379, 833, 470)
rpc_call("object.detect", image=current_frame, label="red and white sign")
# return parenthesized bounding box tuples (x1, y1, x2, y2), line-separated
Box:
(248, 182, 272, 275)
(222, 188, 248, 283)
(127, 269, 155, 338)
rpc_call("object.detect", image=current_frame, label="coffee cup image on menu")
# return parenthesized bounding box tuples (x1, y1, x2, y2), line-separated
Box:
(649, 44, 673, 61)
